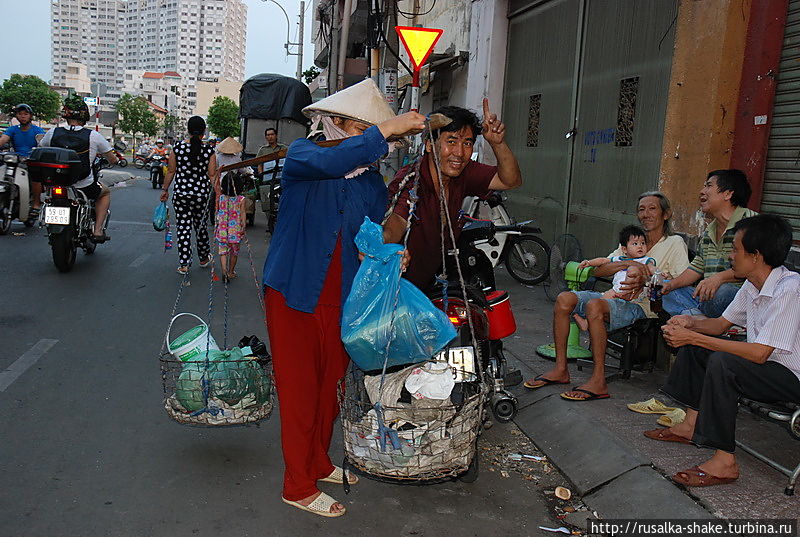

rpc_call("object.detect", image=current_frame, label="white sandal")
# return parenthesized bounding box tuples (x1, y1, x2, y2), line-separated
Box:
(319, 465, 359, 485)
(281, 492, 346, 518)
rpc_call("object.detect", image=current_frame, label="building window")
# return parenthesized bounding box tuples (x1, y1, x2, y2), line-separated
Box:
(527, 94, 541, 148)
(615, 76, 639, 147)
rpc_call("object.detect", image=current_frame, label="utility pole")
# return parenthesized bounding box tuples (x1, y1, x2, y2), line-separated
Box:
(296, 1, 305, 81)
(262, 0, 304, 81)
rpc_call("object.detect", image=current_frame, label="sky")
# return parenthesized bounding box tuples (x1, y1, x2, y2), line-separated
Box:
(0, 0, 316, 85)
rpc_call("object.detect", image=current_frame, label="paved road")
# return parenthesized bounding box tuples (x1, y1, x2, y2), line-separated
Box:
(0, 173, 567, 537)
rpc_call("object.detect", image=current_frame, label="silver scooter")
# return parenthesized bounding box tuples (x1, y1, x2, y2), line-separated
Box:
(0, 152, 35, 235)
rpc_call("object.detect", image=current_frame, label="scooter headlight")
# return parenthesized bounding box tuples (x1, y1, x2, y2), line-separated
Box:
(3, 153, 19, 164)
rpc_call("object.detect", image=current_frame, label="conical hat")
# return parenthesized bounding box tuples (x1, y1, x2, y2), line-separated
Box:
(303, 78, 395, 126)
(217, 137, 243, 154)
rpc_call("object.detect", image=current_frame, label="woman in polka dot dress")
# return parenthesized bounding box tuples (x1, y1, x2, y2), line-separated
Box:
(160, 116, 217, 275)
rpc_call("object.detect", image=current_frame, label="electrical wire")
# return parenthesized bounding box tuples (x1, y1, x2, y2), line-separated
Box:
(395, 0, 437, 19)
(377, 0, 412, 75)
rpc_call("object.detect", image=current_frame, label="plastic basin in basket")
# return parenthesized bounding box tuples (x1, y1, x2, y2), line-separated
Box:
(167, 313, 219, 362)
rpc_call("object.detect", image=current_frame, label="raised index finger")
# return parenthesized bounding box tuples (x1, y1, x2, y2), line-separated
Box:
(483, 98, 491, 120)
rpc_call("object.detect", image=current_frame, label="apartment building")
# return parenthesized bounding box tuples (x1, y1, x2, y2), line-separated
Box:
(52, 0, 247, 110)
(51, 0, 127, 101)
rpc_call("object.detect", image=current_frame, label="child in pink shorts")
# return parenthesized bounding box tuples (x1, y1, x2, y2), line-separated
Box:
(215, 170, 247, 281)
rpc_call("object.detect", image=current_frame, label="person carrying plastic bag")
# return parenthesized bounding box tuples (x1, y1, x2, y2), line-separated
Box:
(342, 217, 456, 372)
(261, 78, 426, 518)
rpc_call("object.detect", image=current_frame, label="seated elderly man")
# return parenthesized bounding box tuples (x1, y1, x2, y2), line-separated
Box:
(649, 214, 800, 487)
(525, 192, 689, 400)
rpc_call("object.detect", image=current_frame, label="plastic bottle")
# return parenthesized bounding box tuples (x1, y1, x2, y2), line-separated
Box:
(649, 269, 665, 317)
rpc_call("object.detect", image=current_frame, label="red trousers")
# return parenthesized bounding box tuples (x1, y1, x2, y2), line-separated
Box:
(264, 240, 350, 501)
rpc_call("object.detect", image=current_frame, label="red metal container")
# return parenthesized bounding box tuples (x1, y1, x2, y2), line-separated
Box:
(485, 290, 516, 340)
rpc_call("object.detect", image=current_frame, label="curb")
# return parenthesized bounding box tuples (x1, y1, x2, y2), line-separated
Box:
(513, 392, 712, 520)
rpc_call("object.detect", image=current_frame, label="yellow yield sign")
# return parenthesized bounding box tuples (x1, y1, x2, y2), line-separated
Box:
(395, 26, 443, 71)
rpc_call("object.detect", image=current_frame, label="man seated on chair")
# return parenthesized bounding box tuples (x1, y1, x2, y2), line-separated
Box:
(649, 214, 800, 487)
(524, 192, 689, 401)
(661, 169, 756, 317)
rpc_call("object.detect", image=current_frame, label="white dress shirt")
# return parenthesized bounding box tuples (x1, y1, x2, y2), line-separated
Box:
(722, 265, 800, 380)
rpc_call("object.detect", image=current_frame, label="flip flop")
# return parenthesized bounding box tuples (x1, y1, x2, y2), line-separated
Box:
(627, 398, 677, 414)
(560, 387, 610, 401)
(672, 465, 738, 487)
(657, 408, 686, 427)
(524, 375, 570, 390)
(319, 466, 359, 485)
(643, 427, 693, 445)
(281, 492, 346, 518)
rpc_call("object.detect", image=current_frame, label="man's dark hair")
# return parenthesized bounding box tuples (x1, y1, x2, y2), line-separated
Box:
(619, 225, 646, 248)
(707, 169, 752, 207)
(429, 106, 481, 141)
(732, 214, 792, 268)
(265, 127, 277, 136)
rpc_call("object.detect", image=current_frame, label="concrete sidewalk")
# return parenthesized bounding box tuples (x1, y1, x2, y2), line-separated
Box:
(496, 271, 799, 522)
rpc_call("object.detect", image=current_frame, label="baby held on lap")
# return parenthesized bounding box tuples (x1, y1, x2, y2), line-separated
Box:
(574, 225, 657, 331)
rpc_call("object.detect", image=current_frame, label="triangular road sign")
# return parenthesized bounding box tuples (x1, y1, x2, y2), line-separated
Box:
(395, 26, 444, 71)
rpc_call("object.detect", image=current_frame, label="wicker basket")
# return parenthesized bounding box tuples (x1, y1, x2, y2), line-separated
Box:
(160, 351, 273, 426)
(339, 364, 485, 482)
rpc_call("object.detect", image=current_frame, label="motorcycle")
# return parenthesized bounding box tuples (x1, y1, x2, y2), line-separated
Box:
(429, 219, 523, 424)
(27, 147, 113, 272)
(112, 149, 128, 168)
(462, 191, 550, 285)
(0, 152, 35, 234)
(149, 154, 167, 189)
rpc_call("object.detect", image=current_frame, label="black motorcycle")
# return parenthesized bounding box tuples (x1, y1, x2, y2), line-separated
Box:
(150, 154, 166, 189)
(27, 147, 112, 272)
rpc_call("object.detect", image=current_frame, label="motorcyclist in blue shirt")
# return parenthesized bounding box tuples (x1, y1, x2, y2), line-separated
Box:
(0, 104, 46, 215)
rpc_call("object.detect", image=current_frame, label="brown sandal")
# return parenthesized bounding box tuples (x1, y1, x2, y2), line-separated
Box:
(672, 465, 738, 487)
(643, 428, 693, 445)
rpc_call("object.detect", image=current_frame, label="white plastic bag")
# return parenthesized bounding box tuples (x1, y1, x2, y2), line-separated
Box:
(404, 362, 455, 400)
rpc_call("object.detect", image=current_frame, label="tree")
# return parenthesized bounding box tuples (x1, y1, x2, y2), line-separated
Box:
(115, 94, 158, 147)
(0, 74, 62, 122)
(161, 114, 182, 138)
(302, 66, 321, 85)
(206, 96, 240, 139)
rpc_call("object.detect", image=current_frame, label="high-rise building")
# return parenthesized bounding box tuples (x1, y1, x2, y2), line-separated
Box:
(124, 0, 246, 111)
(51, 0, 246, 109)
(51, 0, 127, 101)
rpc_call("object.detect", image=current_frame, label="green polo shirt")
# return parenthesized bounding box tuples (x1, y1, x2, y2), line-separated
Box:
(256, 143, 287, 158)
(689, 206, 758, 282)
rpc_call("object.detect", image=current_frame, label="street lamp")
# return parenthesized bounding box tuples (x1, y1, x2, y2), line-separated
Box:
(261, 0, 305, 81)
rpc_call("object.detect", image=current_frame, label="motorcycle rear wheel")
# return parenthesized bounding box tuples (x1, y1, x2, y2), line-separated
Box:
(117, 158, 128, 168)
(52, 226, 77, 272)
(133, 157, 146, 169)
(0, 206, 11, 235)
(503, 234, 550, 285)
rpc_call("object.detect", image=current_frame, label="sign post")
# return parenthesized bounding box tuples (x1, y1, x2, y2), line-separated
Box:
(395, 26, 443, 112)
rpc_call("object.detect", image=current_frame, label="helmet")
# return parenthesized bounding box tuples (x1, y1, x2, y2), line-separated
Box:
(156, 139, 164, 144)
(13, 103, 33, 115)
(62, 94, 90, 122)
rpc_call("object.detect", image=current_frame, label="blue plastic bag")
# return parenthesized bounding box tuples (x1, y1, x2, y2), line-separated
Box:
(153, 202, 168, 231)
(342, 218, 457, 372)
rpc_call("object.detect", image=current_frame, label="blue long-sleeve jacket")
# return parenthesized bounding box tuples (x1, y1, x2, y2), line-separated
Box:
(262, 125, 389, 313)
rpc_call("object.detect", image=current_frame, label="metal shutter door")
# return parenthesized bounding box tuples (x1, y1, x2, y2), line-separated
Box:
(764, 0, 800, 241)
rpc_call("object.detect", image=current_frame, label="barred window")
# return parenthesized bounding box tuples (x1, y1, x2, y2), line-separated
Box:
(615, 76, 639, 147)
(527, 93, 541, 147)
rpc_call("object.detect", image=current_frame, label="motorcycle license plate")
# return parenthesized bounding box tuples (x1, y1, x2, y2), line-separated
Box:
(44, 207, 70, 225)
(435, 346, 476, 382)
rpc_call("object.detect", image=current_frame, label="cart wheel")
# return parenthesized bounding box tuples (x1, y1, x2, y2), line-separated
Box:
(459, 455, 479, 483)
